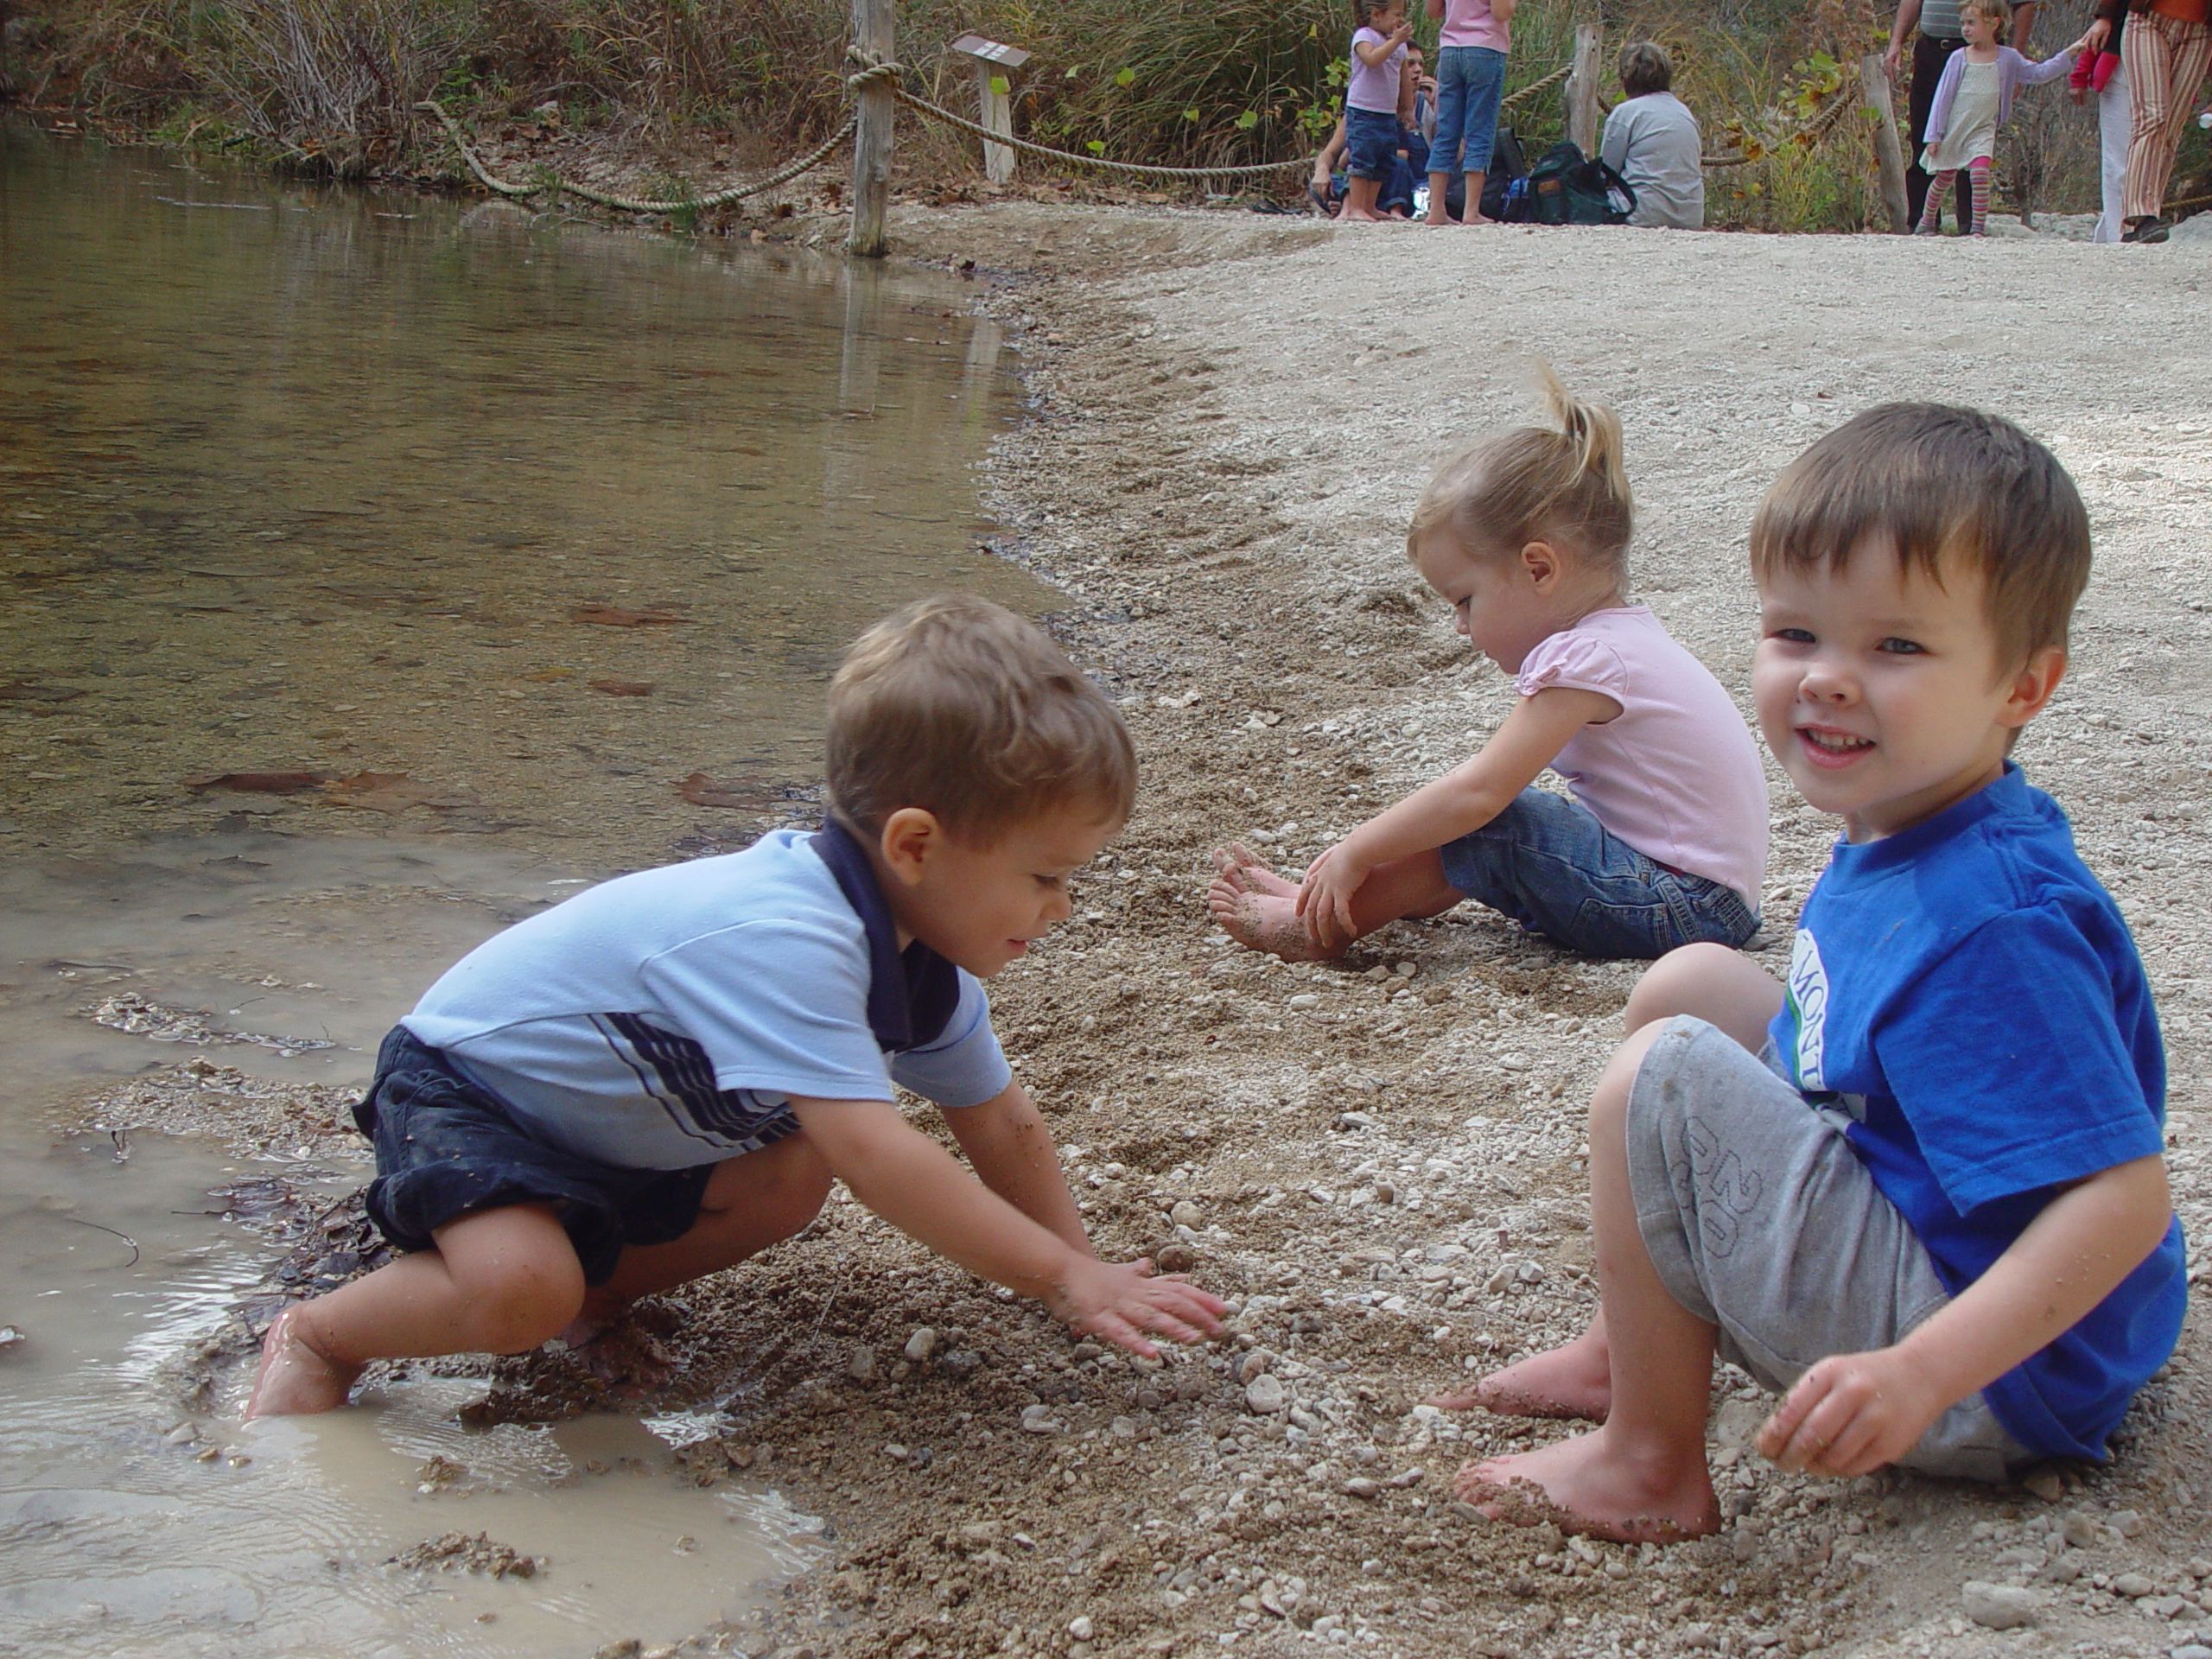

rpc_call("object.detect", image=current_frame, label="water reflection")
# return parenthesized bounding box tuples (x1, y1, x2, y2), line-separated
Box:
(0, 123, 1047, 857)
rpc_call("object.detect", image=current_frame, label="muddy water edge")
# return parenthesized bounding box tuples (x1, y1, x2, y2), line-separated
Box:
(0, 118, 1064, 1657)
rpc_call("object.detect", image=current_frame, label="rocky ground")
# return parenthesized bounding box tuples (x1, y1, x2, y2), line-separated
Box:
(49, 194, 2212, 1659)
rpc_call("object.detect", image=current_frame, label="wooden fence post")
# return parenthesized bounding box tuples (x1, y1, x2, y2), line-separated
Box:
(1567, 22, 1603, 156)
(846, 0, 894, 257)
(1859, 52, 1910, 232)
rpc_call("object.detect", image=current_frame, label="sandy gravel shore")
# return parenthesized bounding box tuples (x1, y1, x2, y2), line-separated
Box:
(112, 203, 2212, 1659)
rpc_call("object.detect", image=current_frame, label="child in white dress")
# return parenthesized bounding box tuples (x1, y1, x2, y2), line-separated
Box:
(1916, 0, 2086, 235)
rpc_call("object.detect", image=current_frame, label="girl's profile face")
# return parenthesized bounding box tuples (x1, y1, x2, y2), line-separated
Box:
(1960, 5, 2001, 42)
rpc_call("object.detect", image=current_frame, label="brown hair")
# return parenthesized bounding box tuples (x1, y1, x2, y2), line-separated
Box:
(1749, 403, 2089, 666)
(1355, 0, 1404, 26)
(1618, 41, 1674, 99)
(825, 594, 1136, 845)
(1961, 0, 2011, 35)
(1406, 365, 1634, 583)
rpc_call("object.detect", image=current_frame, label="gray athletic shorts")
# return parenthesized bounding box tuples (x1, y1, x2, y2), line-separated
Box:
(1627, 1015, 2031, 1483)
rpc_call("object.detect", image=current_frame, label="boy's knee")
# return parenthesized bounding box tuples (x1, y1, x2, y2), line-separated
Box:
(1625, 943, 1738, 1028)
(461, 1254, 586, 1353)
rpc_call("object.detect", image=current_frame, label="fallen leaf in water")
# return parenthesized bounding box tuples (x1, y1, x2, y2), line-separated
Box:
(676, 772, 779, 810)
(0, 682, 84, 702)
(571, 604, 683, 627)
(322, 772, 445, 813)
(183, 771, 331, 794)
(589, 679, 654, 697)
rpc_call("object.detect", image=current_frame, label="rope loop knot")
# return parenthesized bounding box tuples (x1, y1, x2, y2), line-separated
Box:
(844, 48, 906, 92)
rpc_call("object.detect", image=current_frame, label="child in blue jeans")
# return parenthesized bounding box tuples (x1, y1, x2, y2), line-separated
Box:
(1426, 0, 1515, 223)
(1210, 372, 1767, 962)
(1444, 405, 2182, 1541)
(1344, 0, 1416, 221)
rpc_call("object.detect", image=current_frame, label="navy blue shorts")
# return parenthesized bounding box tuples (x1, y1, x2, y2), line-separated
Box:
(352, 1027, 716, 1285)
(1345, 106, 1401, 181)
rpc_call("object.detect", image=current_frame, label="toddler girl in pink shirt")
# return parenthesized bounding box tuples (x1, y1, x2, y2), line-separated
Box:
(1211, 372, 1769, 961)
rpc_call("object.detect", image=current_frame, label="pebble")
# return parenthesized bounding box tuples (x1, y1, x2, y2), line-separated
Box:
(1169, 1199, 1203, 1229)
(1068, 1615, 1095, 1640)
(1287, 994, 1318, 1010)
(1962, 1581, 2043, 1630)
(1020, 1404, 1065, 1433)
(2021, 1466, 2066, 1503)
(2063, 1510, 2101, 1548)
(2171, 1645, 2212, 1659)
(1244, 1374, 1287, 1414)
(2115, 1573, 2158, 1598)
(2114, 1508, 2147, 1538)
(848, 1346, 877, 1383)
(163, 1425, 197, 1446)
(1344, 1477, 1380, 1499)
(903, 1327, 938, 1363)
(1498, 1053, 1532, 1071)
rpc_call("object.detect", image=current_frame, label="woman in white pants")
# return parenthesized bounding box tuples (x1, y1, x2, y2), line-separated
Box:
(2081, 5, 2133, 241)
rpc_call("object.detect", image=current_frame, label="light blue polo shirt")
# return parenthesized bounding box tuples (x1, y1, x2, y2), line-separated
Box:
(403, 825, 1012, 1171)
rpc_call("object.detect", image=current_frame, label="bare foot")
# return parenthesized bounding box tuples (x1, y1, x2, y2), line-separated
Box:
(1430, 1331, 1611, 1421)
(244, 1304, 362, 1418)
(1206, 844, 1334, 961)
(1452, 1428, 1719, 1543)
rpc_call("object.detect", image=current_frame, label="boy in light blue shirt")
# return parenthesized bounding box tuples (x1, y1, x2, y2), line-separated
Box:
(1439, 405, 2181, 1539)
(249, 596, 1224, 1415)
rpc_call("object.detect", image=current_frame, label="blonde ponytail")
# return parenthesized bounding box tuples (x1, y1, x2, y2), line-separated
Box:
(1408, 365, 1635, 583)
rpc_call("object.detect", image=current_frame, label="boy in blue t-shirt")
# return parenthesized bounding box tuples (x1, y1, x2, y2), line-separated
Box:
(248, 596, 1225, 1416)
(1438, 404, 2182, 1540)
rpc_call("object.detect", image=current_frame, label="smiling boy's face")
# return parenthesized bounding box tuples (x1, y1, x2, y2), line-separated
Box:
(879, 804, 1120, 978)
(1753, 537, 2063, 842)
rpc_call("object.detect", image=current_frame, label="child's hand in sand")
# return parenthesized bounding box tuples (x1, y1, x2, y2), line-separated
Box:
(1048, 1257, 1227, 1358)
(1297, 841, 1373, 950)
(1754, 1346, 1947, 1478)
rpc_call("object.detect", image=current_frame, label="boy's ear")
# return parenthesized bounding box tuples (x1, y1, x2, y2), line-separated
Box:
(876, 807, 944, 887)
(1999, 645, 2068, 730)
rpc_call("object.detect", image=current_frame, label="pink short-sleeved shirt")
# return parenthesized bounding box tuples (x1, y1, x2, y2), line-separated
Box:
(1347, 28, 1408, 114)
(1515, 606, 1768, 905)
(1437, 0, 1509, 53)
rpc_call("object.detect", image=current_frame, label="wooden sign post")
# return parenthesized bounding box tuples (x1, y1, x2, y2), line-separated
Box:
(950, 34, 1032, 184)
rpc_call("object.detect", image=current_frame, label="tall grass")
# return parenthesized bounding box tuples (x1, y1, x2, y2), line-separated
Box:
(9, 0, 2127, 219)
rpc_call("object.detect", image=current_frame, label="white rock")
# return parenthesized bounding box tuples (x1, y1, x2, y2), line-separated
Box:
(903, 1326, 938, 1363)
(1068, 1615, 1095, 1641)
(1498, 1053, 1531, 1071)
(1287, 994, 1318, 1010)
(1962, 1581, 2044, 1630)
(2115, 1572, 2158, 1598)
(1169, 1199, 1203, 1229)
(1245, 1374, 1287, 1414)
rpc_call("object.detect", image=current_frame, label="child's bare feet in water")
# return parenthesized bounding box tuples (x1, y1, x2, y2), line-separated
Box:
(244, 1305, 363, 1418)
(1452, 1427, 1719, 1543)
(1430, 1325, 1612, 1421)
(1206, 843, 1335, 961)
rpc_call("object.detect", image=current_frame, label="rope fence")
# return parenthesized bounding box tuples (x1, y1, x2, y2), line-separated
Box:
(414, 45, 2190, 229)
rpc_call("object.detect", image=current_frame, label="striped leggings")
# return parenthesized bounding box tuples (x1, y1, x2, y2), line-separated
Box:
(2122, 8, 2212, 220)
(1919, 157, 1992, 234)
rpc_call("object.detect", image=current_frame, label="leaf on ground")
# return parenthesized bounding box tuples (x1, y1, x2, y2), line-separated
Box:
(183, 771, 332, 794)
(0, 681, 84, 702)
(321, 772, 448, 813)
(571, 604, 684, 627)
(522, 668, 576, 682)
(588, 678, 655, 696)
(676, 772, 779, 810)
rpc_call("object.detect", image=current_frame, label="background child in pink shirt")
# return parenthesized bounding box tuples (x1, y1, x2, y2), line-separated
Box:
(1425, 0, 1516, 223)
(1344, 0, 1417, 221)
(1211, 372, 1768, 962)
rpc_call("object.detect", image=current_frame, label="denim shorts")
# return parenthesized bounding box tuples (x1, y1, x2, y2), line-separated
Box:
(1344, 105, 1401, 181)
(1628, 1017, 2029, 1482)
(1437, 787, 1758, 959)
(1430, 45, 1507, 176)
(352, 1027, 719, 1285)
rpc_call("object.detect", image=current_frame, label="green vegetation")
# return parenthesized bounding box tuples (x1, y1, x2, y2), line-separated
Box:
(0, 0, 2150, 224)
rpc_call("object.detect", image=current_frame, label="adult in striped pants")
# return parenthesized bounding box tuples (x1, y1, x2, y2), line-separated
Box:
(2106, 0, 2212, 242)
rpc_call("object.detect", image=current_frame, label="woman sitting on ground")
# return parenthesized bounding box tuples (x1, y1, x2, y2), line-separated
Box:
(1599, 41, 1706, 228)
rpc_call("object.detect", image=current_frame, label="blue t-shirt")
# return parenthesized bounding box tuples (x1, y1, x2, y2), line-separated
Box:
(1769, 764, 2182, 1461)
(403, 824, 1012, 1170)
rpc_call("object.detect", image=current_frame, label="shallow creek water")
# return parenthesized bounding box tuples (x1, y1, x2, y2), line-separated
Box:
(1, 125, 1046, 1654)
